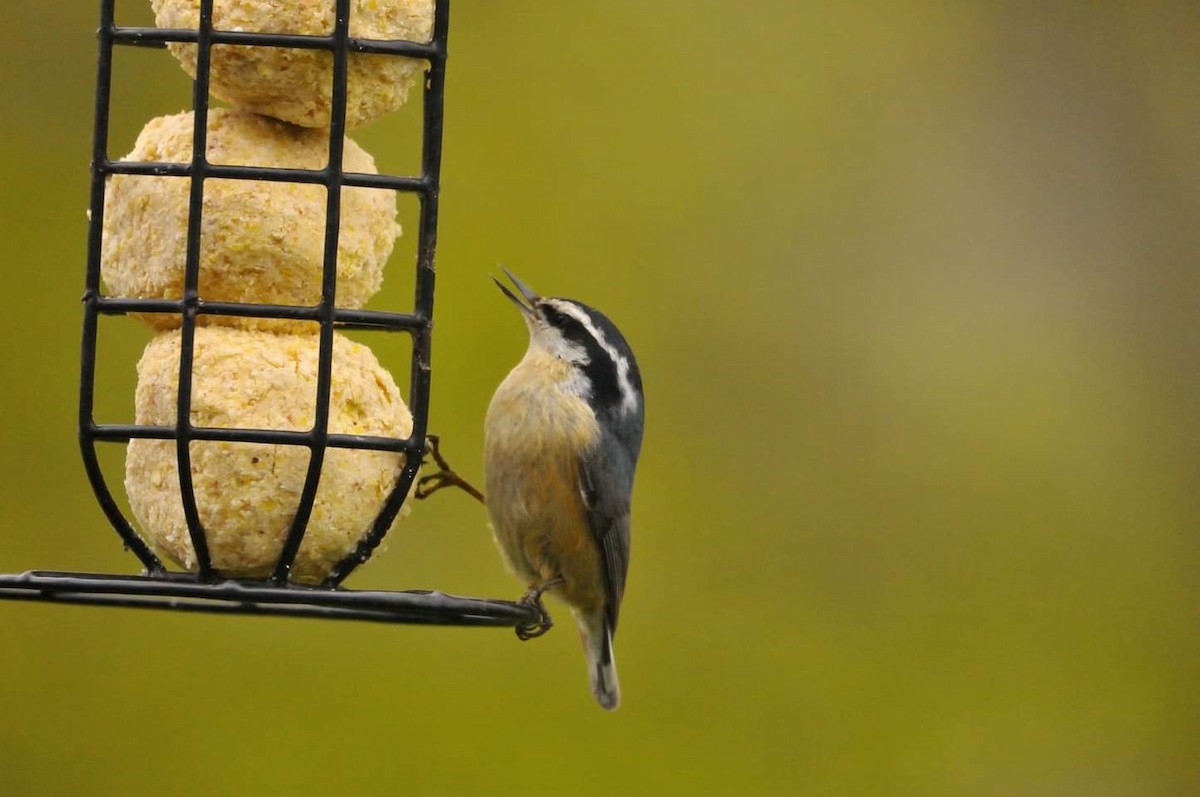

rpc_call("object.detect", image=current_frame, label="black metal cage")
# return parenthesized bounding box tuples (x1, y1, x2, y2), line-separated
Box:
(0, 0, 537, 629)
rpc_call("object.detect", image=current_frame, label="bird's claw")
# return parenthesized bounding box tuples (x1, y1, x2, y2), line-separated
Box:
(514, 608, 553, 641)
(514, 579, 561, 641)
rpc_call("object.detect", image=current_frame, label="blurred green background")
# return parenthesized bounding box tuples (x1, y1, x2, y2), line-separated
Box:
(1, 2, 1197, 794)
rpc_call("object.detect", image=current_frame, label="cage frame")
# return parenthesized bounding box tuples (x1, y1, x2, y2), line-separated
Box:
(0, 0, 539, 629)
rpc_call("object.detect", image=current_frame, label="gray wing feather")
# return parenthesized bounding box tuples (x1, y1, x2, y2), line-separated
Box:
(579, 430, 638, 634)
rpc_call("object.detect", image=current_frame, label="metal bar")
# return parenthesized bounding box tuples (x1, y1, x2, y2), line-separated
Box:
(100, 160, 424, 193)
(341, 173, 429, 192)
(96, 297, 324, 320)
(0, 571, 539, 627)
(324, 432, 423, 454)
(78, 0, 164, 574)
(99, 160, 191, 178)
(328, 0, 450, 587)
(102, 160, 428, 193)
(329, 308, 425, 330)
(270, 0, 353, 583)
(88, 424, 422, 456)
(93, 297, 184, 315)
(174, 0, 216, 578)
(110, 26, 440, 59)
(104, 160, 323, 183)
(0, 593, 506, 626)
(411, 0, 452, 444)
(92, 297, 425, 329)
(90, 424, 313, 446)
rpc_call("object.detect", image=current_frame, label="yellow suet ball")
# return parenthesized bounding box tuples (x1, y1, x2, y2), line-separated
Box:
(125, 326, 414, 583)
(151, 0, 434, 129)
(101, 109, 399, 332)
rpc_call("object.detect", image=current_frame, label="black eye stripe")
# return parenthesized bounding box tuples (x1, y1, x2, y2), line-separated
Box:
(544, 308, 621, 404)
(540, 304, 587, 340)
(539, 299, 643, 412)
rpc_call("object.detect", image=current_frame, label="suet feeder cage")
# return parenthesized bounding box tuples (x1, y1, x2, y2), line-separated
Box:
(0, 0, 538, 629)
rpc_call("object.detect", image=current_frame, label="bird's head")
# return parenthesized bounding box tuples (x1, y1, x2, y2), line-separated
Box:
(493, 268, 642, 417)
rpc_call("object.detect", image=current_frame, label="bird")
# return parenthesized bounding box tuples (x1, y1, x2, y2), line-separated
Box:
(484, 268, 644, 711)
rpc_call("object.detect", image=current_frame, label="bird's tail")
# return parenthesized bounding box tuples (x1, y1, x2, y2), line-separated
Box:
(580, 612, 620, 711)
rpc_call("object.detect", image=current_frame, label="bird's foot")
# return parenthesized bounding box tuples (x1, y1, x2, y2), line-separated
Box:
(514, 576, 564, 641)
(415, 434, 486, 504)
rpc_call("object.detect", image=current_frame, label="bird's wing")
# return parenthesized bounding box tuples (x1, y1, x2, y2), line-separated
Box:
(578, 435, 636, 634)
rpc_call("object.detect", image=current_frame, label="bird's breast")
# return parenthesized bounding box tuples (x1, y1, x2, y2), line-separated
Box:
(484, 357, 601, 463)
(483, 357, 603, 589)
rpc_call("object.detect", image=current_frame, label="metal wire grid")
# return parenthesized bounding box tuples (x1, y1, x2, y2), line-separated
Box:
(0, 0, 537, 628)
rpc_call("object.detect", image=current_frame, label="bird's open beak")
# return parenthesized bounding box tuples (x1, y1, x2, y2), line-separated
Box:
(493, 267, 540, 318)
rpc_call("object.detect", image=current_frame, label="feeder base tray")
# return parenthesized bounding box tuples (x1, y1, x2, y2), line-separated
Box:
(0, 570, 537, 627)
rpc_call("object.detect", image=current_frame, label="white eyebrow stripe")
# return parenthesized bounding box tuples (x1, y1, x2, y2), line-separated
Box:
(548, 300, 639, 416)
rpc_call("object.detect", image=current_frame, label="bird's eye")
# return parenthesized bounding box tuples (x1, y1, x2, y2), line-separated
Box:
(540, 304, 565, 326)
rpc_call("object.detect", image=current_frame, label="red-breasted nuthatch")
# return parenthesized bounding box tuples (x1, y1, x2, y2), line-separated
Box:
(484, 269, 644, 711)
